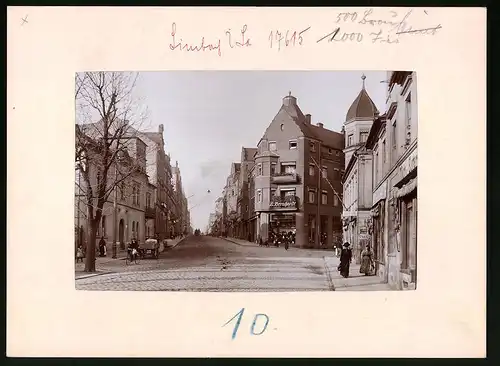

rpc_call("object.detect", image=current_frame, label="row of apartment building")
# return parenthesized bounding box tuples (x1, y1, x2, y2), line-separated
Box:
(207, 87, 358, 249)
(75, 122, 191, 250)
(342, 71, 418, 290)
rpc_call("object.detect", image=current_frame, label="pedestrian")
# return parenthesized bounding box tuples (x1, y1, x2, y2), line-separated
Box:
(360, 244, 374, 276)
(284, 233, 289, 251)
(76, 245, 84, 263)
(98, 236, 106, 257)
(338, 242, 353, 278)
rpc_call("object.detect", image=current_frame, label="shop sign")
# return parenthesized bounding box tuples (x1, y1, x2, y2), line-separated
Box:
(270, 196, 297, 210)
(373, 181, 387, 204)
(399, 149, 418, 179)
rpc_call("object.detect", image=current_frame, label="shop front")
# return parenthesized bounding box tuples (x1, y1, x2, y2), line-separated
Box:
(387, 144, 417, 290)
(370, 180, 388, 280)
(267, 195, 298, 246)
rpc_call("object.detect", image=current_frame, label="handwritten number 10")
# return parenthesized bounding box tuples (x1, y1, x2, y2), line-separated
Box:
(223, 308, 270, 340)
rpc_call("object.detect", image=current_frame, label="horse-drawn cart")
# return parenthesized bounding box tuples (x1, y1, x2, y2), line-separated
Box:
(142, 238, 161, 259)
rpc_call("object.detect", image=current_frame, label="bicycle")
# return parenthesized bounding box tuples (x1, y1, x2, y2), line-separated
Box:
(126, 248, 141, 265)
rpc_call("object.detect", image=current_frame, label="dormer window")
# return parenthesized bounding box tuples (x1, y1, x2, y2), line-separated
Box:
(289, 140, 297, 149)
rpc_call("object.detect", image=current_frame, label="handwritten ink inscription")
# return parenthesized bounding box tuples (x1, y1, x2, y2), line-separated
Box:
(327, 8, 442, 44)
(226, 25, 252, 48)
(269, 27, 311, 51)
(223, 308, 270, 340)
(167, 9, 443, 57)
(169, 22, 222, 57)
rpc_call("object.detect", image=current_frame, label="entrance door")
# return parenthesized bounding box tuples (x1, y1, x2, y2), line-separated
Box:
(373, 218, 379, 275)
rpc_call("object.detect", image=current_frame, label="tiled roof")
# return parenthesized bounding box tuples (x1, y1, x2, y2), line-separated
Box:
(141, 131, 163, 145)
(345, 88, 379, 122)
(281, 102, 344, 149)
(243, 147, 258, 161)
(309, 124, 344, 149)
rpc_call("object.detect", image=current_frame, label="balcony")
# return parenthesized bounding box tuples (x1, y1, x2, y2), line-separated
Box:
(269, 195, 298, 211)
(145, 206, 156, 219)
(271, 172, 299, 184)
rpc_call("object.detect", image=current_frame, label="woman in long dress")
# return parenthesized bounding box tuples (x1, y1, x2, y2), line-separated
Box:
(338, 242, 352, 278)
(360, 244, 374, 276)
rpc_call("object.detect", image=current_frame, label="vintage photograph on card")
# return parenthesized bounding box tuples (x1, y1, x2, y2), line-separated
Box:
(74, 71, 417, 292)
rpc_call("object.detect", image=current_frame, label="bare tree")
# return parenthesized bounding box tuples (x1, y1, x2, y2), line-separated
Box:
(75, 72, 150, 272)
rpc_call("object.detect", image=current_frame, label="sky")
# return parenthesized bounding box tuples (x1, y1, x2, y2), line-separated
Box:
(133, 71, 388, 231)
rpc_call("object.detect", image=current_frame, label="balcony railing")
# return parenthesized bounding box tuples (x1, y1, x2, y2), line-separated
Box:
(269, 195, 298, 211)
(145, 206, 156, 219)
(271, 172, 299, 184)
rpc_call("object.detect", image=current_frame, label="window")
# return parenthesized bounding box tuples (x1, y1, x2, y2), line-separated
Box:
(283, 164, 296, 174)
(120, 182, 126, 200)
(271, 163, 277, 175)
(308, 189, 316, 203)
(257, 189, 262, 203)
(406, 93, 412, 126)
(334, 195, 339, 207)
(309, 164, 315, 176)
(375, 151, 379, 182)
(257, 164, 262, 176)
(137, 187, 141, 206)
(321, 191, 328, 205)
(132, 187, 137, 205)
(405, 94, 412, 143)
(347, 134, 354, 146)
(382, 140, 387, 164)
(102, 215, 106, 236)
(132, 221, 136, 237)
(392, 120, 397, 149)
(321, 166, 328, 179)
(146, 192, 151, 208)
(280, 188, 296, 198)
(289, 140, 297, 149)
(271, 188, 277, 197)
(360, 132, 368, 143)
(328, 148, 333, 154)
(269, 141, 277, 152)
(310, 141, 316, 152)
(280, 123, 284, 131)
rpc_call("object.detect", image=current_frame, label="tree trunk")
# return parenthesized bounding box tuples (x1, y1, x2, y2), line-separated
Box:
(84, 222, 98, 272)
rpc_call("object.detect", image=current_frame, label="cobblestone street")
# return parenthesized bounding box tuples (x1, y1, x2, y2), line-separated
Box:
(75, 235, 389, 291)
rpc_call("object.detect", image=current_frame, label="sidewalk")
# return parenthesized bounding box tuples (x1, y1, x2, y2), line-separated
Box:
(222, 237, 333, 253)
(323, 256, 391, 291)
(222, 237, 259, 247)
(75, 237, 187, 279)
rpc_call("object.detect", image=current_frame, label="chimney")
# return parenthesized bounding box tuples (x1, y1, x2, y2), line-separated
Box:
(305, 114, 312, 124)
(316, 122, 324, 128)
(159, 124, 164, 134)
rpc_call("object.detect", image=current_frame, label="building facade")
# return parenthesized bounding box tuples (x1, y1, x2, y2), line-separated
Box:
(75, 128, 150, 251)
(341, 75, 379, 262)
(209, 93, 345, 249)
(366, 71, 418, 290)
(236, 147, 257, 242)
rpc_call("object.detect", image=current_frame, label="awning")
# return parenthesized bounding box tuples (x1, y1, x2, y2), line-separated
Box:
(393, 178, 417, 198)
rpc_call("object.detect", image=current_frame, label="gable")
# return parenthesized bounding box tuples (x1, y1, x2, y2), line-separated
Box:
(262, 107, 303, 142)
